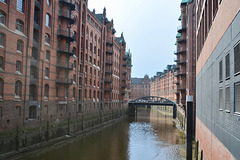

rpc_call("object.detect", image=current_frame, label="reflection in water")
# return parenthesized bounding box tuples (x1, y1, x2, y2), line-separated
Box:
(19, 107, 186, 160)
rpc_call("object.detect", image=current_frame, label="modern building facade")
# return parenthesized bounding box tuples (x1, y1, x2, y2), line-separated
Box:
(150, 65, 177, 102)
(195, 0, 240, 159)
(131, 75, 150, 100)
(0, 0, 131, 132)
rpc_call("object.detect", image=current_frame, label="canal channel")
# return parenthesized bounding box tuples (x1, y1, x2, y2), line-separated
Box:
(18, 107, 186, 160)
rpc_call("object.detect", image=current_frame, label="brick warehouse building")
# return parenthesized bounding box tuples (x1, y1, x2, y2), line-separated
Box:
(175, 0, 196, 108)
(195, 0, 240, 159)
(150, 65, 177, 103)
(130, 75, 150, 100)
(0, 0, 132, 139)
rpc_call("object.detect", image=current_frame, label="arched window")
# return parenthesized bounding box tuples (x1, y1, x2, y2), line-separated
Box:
(0, 11, 6, 25)
(46, 14, 50, 27)
(17, 40, 23, 53)
(15, 80, 22, 98)
(17, 0, 24, 13)
(16, 19, 24, 32)
(73, 87, 75, 99)
(29, 106, 37, 119)
(47, 0, 50, 6)
(0, 78, 3, 99)
(93, 90, 96, 99)
(45, 33, 50, 44)
(94, 35, 97, 42)
(44, 84, 49, 99)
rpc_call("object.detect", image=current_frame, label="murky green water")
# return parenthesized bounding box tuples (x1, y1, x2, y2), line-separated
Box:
(19, 108, 186, 160)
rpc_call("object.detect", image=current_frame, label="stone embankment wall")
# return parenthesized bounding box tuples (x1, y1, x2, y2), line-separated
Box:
(0, 102, 128, 158)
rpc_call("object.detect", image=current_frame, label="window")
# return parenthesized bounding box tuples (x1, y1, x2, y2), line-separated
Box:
(45, 67, 49, 78)
(56, 87, 58, 98)
(0, 11, 6, 25)
(225, 87, 230, 112)
(225, 53, 230, 79)
(17, 0, 24, 12)
(0, 78, 3, 99)
(90, 43, 92, 52)
(94, 46, 96, 54)
(89, 56, 92, 63)
(0, 56, 3, 70)
(0, 0, 7, 3)
(47, 0, 50, 6)
(219, 88, 223, 110)
(73, 74, 76, 83)
(45, 33, 50, 44)
(235, 82, 240, 113)
(46, 50, 50, 61)
(33, 29, 39, 42)
(32, 47, 38, 60)
(30, 66, 37, 79)
(16, 20, 24, 32)
(0, 33, 4, 47)
(44, 84, 49, 99)
(73, 88, 75, 99)
(29, 84, 37, 101)
(86, 40, 88, 50)
(29, 106, 37, 119)
(46, 14, 50, 27)
(16, 61, 22, 73)
(219, 60, 222, 82)
(17, 40, 23, 52)
(15, 80, 22, 98)
(74, 61, 76, 69)
(234, 43, 240, 74)
(65, 86, 68, 98)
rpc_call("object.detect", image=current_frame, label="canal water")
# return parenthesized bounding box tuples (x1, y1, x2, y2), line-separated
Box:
(19, 107, 186, 160)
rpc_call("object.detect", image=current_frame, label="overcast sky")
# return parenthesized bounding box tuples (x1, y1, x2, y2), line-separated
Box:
(88, 0, 181, 78)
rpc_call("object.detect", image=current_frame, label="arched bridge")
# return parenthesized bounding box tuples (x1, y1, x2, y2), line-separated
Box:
(128, 96, 175, 106)
(128, 96, 176, 118)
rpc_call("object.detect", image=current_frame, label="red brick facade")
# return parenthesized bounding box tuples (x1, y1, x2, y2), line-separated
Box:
(130, 75, 150, 100)
(150, 65, 177, 102)
(0, 0, 131, 132)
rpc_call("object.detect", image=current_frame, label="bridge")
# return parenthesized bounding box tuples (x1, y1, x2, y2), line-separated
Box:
(128, 96, 176, 118)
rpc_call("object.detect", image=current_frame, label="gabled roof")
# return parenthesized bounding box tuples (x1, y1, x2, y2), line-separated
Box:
(181, 0, 191, 4)
(176, 33, 181, 38)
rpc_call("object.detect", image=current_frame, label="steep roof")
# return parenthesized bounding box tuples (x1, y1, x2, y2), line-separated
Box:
(131, 78, 144, 84)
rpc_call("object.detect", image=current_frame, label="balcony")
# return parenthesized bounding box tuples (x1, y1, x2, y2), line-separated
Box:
(104, 86, 113, 92)
(176, 71, 186, 77)
(176, 59, 186, 65)
(178, 87, 186, 91)
(122, 63, 127, 67)
(59, 0, 75, 10)
(174, 50, 186, 55)
(105, 68, 113, 74)
(104, 78, 113, 84)
(106, 41, 113, 46)
(59, 11, 75, 24)
(56, 78, 73, 85)
(106, 59, 113, 65)
(106, 48, 113, 55)
(58, 29, 74, 42)
(123, 56, 127, 61)
(122, 71, 127, 75)
(177, 38, 186, 44)
(58, 45, 74, 56)
(56, 62, 73, 70)
(121, 91, 126, 95)
(177, 25, 186, 33)
(174, 81, 179, 85)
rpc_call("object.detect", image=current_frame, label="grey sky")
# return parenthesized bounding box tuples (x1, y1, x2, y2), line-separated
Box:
(88, 0, 181, 78)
